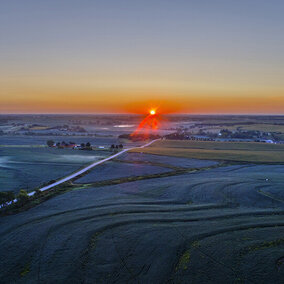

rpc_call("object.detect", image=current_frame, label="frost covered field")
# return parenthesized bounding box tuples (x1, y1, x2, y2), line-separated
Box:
(0, 147, 109, 192)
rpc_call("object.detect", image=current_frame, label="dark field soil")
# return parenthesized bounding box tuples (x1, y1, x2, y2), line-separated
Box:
(0, 162, 283, 283)
(115, 152, 218, 168)
(74, 160, 171, 183)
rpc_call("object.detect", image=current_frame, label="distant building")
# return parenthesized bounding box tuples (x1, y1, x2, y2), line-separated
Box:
(65, 143, 76, 149)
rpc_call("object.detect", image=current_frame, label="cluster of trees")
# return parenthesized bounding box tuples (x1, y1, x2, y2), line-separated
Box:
(165, 132, 215, 141)
(165, 132, 189, 140)
(47, 140, 55, 147)
(219, 129, 266, 139)
(118, 133, 161, 141)
(110, 144, 123, 150)
(0, 188, 45, 209)
(48, 125, 86, 132)
(47, 140, 76, 147)
(0, 189, 32, 208)
(80, 142, 92, 149)
(0, 191, 15, 207)
(47, 140, 92, 150)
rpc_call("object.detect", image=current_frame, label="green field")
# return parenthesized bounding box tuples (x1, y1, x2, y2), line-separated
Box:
(131, 140, 284, 163)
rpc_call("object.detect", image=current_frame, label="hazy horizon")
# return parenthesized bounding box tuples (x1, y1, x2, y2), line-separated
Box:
(1, 0, 284, 114)
(1, 112, 284, 116)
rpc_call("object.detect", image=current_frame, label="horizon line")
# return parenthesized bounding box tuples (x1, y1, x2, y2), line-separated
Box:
(0, 112, 284, 116)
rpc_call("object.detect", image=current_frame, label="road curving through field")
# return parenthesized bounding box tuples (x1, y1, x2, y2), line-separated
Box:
(0, 139, 160, 208)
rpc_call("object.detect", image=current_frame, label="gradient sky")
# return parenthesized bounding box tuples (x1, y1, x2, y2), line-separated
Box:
(0, 0, 283, 114)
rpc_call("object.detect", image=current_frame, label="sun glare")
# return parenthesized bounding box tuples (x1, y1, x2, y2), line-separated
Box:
(150, 109, 156, 115)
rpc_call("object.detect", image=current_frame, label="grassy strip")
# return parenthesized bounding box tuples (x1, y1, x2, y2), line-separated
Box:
(239, 238, 284, 257)
(20, 263, 30, 277)
(76, 163, 224, 188)
(175, 241, 200, 271)
(78, 170, 186, 187)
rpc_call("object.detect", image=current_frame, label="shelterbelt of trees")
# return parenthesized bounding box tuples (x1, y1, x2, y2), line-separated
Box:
(0, 190, 31, 208)
(47, 140, 92, 150)
(118, 133, 161, 141)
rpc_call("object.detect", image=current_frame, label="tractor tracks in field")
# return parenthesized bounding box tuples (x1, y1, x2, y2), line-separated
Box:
(169, 222, 284, 283)
(1, 203, 284, 282)
(2, 203, 284, 241)
(0, 203, 229, 238)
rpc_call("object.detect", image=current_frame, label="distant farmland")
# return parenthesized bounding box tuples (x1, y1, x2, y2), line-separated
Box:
(234, 123, 284, 133)
(203, 123, 284, 133)
(130, 140, 284, 163)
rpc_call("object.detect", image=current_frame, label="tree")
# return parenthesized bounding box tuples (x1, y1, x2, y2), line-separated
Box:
(81, 143, 85, 148)
(119, 144, 123, 149)
(47, 140, 55, 147)
(6, 191, 15, 202)
(34, 189, 42, 197)
(0, 191, 15, 206)
(86, 142, 91, 148)
(17, 190, 29, 206)
(48, 180, 56, 185)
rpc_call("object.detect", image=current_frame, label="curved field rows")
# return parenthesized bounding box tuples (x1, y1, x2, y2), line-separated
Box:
(0, 164, 283, 283)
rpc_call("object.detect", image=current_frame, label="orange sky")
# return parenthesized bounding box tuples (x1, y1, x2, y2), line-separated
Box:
(0, 87, 283, 114)
(1, 1, 284, 114)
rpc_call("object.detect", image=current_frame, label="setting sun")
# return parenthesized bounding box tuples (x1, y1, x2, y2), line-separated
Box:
(150, 110, 156, 115)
